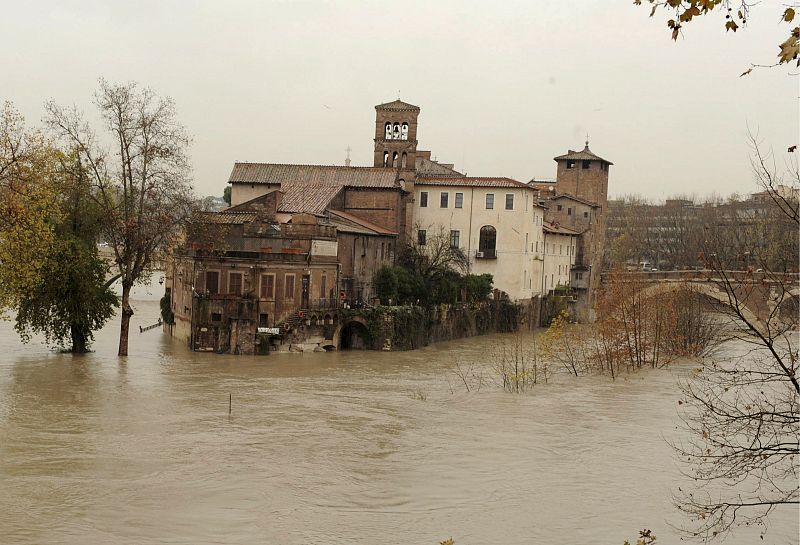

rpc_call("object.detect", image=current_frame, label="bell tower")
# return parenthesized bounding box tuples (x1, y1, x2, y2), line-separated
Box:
(373, 99, 420, 176)
(373, 99, 420, 239)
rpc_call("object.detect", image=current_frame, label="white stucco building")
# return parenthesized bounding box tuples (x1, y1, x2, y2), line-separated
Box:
(542, 222, 578, 294)
(413, 176, 547, 300)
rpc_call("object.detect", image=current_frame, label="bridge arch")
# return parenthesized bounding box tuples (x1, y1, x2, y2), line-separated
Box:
(636, 281, 764, 332)
(332, 316, 371, 350)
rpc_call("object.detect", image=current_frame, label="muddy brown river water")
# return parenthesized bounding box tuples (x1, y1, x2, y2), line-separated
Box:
(0, 286, 797, 544)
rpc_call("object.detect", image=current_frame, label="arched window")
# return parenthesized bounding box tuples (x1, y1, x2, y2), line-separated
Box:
(393, 123, 400, 139)
(383, 151, 389, 167)
(479, 225, 497, 259)
(401, 152, 407, 168)
(392, 151, 398, 168)
(401, 123, 408, 140)
(385, 122, 392, 139)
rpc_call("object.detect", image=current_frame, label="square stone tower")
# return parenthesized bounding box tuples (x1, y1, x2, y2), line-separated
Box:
(373, 99, 420, 238)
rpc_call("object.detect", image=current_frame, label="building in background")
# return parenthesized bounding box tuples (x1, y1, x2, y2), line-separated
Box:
(166, 100, 613, 352)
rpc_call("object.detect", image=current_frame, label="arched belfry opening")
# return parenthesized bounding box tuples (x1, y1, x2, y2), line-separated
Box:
(373, 99, 420, 170)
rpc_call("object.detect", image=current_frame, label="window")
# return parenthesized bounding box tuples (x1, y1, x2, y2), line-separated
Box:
(392, 151, 398, 168)
(505, 194, 514, 210)
(260, 273, 275, 299)
(455, 192, 463, 208)
(211, 312, 222, 322)
(320, 275, 327, 300)
(559, 244, 563, 255)
(401, 152, 407, 168)
(284, 274, 295, 300)
(420, 191, 428, 207)
(383, 151, 389, 167)
(228, 272, 243, 295)
(401, 122, 408, 140)
(393, 123, 400, 139)
(582, 160, 591, 169)
(450, 230, 460, 249)
(440, 192, 449, 208)
(566, 159, 576, 169)
(478, 225, 497, 258)
(380, 243, 385, 260)
(205, 271, 219, 295)
(576, 272, 583, 280)
(557, 204, 563, 211)
(385, 122, 392, 139)
(584, 211, 589, 218)
(486, 193, 494, 209)
(567, 207, 572, 216)
(418, 229, 427, 246)
(259, 313, 269, 327)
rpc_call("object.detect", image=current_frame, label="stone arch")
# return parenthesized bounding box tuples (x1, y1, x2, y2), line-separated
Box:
(637, 281, 765, 332)
(332, 316, 371, 350)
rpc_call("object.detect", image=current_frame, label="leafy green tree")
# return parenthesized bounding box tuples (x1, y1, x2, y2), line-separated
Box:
(464, 273, 493, 302)
(373, 265, 399, 305)
(223, 185, 231, 205)
(14, 156, 117, 352)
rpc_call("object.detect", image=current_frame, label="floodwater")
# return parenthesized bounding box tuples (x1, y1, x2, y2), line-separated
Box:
(0, 284, 797, 544)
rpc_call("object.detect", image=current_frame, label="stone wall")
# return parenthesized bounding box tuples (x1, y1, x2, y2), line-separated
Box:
(336, 298, 533, 352)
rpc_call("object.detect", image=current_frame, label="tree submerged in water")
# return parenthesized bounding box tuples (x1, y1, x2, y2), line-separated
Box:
(14, 155, 118, 353)
(46, 79, 195, 356)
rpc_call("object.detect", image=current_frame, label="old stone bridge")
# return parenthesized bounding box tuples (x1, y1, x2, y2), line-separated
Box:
(600, 270, 800, 331)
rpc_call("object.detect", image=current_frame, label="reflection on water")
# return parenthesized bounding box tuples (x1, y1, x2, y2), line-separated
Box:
(0, 298, 797, 544)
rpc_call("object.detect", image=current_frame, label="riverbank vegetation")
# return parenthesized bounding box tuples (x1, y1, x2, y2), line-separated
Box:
(374, 226, 494, 306)
(1, 80, 196, 355)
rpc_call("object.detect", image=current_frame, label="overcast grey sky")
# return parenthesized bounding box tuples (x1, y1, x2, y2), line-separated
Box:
(2, 1, 797, 200)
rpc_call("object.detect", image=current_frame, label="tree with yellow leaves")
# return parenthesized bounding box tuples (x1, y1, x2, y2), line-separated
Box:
(635, 0, 799, 71)
(0, 102, 60, 311)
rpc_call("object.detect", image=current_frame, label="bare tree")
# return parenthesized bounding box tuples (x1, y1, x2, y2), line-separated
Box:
(673, 142, 799, 540)
(45, 80, 194, 356)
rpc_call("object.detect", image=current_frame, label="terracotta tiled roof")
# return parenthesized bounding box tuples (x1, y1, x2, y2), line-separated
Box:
(194, 211, 257, 224)
(543, 221, 580, 236)
(553, 144, 613, 165)
(279, 184, 343, 215)
(416, 176, 532, 189)
(375, 99, 420, 111)
(229, 163, 397, 188)
(328, 210, 397, 236)
(228, 163, 400, 215)
(552, 193, 601, 208)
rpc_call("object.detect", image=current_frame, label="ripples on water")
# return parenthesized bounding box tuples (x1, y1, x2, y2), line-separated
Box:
(0, 294, 797, 544)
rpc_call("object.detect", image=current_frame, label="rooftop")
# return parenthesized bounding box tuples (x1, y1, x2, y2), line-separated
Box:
(375, 99, 420, 111)
(553, 142, 613, 165)
(228, 163, 400, 215)
(416, 176, 533, 189)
